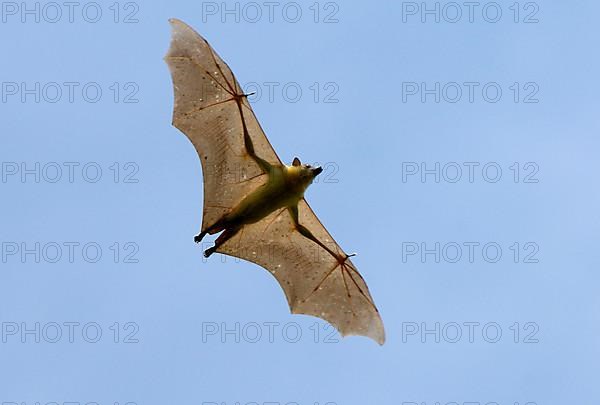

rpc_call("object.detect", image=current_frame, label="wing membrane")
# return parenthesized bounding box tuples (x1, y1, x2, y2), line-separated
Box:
(218, 199, 385, 344)
(165, 18, 281, 230)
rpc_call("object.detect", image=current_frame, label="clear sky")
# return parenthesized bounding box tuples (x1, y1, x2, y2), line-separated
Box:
(1, 1, 599, 404)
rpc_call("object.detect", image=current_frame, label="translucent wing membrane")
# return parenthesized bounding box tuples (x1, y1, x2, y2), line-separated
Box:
(218, 200, 385, 344)
(165, 18, 281, 229)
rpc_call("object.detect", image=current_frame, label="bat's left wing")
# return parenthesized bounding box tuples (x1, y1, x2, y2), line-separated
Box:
(217, 199, 386, 345)
(164, 18, 283, 232)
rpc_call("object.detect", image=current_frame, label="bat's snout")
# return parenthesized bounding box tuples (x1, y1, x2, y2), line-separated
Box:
(313, 166, 323, 176)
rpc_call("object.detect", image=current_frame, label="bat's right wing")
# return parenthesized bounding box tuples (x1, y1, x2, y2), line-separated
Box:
(217, 199, 386, 345)
(164, 18, 283, 231)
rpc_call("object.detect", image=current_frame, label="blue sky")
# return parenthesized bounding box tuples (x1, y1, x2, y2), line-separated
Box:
(1, 1, 599, 404)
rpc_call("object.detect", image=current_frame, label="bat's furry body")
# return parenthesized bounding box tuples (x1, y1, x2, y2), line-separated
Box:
(165, 18, 385, 344)
(196, 156, 324, 258)
(194, 153, 324, 261)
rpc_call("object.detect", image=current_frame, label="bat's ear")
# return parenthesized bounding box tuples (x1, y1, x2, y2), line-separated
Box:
(292, 157, 302, 167)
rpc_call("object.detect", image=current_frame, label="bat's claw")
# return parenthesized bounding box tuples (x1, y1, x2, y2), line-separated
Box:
(233, 92, 255, 101)
(336, 252, 356, 265)
(204, 246, 216, 258)
(194, 232, 206, 244)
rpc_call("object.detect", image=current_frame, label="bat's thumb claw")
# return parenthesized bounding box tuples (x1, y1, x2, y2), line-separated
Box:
(337, 252, 357, 264)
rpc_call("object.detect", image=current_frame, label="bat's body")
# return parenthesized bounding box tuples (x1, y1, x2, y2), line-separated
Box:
(196, 152, 324, 257)
(165, 18, 385, 344)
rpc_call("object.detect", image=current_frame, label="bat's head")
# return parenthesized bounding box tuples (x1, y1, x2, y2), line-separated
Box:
(286, 157, 323, 190)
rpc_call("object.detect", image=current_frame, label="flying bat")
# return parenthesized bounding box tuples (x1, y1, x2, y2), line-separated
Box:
(164, 18, 385, 344)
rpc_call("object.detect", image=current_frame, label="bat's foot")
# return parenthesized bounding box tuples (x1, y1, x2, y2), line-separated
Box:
(204, 246, 216, 258)
(194, 231, 206, 244)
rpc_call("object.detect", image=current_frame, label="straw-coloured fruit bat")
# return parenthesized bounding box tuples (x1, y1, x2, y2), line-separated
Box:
(164, 18, 385, 344)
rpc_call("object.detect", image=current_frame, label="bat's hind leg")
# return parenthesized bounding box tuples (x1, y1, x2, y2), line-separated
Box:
(194, 217, 230, 244)
(193, 231, 208, 243)
(204, 226, 241, 258)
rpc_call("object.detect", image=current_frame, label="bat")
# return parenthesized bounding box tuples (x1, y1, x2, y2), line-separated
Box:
(164, 18, 385, 344)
